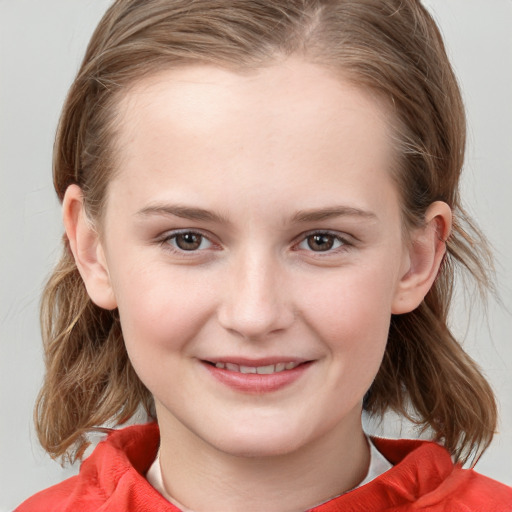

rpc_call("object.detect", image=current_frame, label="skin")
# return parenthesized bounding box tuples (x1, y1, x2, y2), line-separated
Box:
(64, 58, 451, 512)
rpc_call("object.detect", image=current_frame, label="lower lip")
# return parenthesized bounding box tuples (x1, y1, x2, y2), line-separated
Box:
(203, 362, 311, 394)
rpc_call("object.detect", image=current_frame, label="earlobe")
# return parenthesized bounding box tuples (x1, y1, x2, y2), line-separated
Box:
(391, 201, 452, 315)
(63, 184, 117, 310)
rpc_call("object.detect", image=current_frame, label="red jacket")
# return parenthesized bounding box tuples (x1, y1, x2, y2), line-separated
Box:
(16, 423, 512, 511)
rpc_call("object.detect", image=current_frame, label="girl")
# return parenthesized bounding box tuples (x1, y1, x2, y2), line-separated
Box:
(15, 0, 512, 510)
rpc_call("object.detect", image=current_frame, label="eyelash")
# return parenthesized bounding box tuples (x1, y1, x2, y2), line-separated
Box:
(295, 230, 352, 255)
(158, 229, 353, 257)
(159, 229, 215, 255)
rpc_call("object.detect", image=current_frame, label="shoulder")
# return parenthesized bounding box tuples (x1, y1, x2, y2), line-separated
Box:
(315, 438, 512, 512)
(416, 464, 512, 511)
(375, 437, 512, 511)
(15, 423, 178, 512)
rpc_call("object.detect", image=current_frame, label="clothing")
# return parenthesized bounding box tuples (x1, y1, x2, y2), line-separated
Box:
(353, 437, 394, 487)
(16, 423, 512, 512)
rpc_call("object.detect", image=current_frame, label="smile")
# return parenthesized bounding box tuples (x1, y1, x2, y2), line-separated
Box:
(203, 359, 311, 394)
(213, 362, 301, 374)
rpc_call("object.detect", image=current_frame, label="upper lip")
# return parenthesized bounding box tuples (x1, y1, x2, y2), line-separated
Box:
(202, 357, 311, 366)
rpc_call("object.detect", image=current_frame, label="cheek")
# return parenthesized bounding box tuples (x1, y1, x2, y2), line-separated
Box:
(110, 265, 222, 399)
(110, 263, 217, 357)
(286, 266, 397, 421)
(297, 265, 397, 359)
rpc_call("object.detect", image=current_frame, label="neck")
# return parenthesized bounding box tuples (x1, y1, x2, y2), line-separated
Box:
(156, 406, 370, 512)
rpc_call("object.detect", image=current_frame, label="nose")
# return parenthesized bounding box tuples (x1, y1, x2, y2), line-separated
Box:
(217, 250, 295, 341)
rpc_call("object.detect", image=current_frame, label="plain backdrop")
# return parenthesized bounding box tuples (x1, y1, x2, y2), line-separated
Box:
(1, 1, 511, 509)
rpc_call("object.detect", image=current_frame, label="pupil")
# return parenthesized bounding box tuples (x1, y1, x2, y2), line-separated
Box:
(176, 233, 201, 250)
(308, 234, 334, 251)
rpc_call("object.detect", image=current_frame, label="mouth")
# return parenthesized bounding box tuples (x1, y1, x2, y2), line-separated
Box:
(202, 359, 312, 393)
(208, 361, 302, 374)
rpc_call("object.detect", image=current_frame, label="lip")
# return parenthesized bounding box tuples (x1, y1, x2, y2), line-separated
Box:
(201, 359, 313, 394)
(203, 356, 309, 367)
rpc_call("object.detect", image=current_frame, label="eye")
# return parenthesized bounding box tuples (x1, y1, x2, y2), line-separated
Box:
(297, 232, 346, 252)
(166, 231, 212, 251)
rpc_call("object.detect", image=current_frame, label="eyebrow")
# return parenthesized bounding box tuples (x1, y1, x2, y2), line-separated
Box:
(136, 204, 230, 224)
(291, 206, 377, 223)
(137, 203, 377, 224)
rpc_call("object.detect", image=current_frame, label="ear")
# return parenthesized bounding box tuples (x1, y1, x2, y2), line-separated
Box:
(391, 201, 452, 314)
(63, 184, 117, 310)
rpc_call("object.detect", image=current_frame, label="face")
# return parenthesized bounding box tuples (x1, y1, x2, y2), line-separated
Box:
(97, 58, 412, 457)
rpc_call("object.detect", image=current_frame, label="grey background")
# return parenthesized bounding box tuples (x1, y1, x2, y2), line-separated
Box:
(1, 1, 511, 509)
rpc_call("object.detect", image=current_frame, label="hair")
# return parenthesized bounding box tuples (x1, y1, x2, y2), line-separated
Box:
(36, 0, 497, 466)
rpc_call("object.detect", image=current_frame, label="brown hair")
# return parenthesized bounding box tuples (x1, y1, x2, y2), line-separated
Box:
(36, 0, 497, 465)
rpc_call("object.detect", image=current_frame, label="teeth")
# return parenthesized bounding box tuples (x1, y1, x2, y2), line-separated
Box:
(256, 365, 275, 375)
(213, 362, 301, 374)
(240, 365, 257, 374)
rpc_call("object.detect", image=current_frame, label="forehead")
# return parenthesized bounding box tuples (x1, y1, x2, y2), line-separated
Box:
(115, 58, 395, 153)
(108, 58, 399, 219)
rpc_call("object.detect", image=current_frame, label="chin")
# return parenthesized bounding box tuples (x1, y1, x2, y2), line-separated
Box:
(205, 422, 313, 459)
